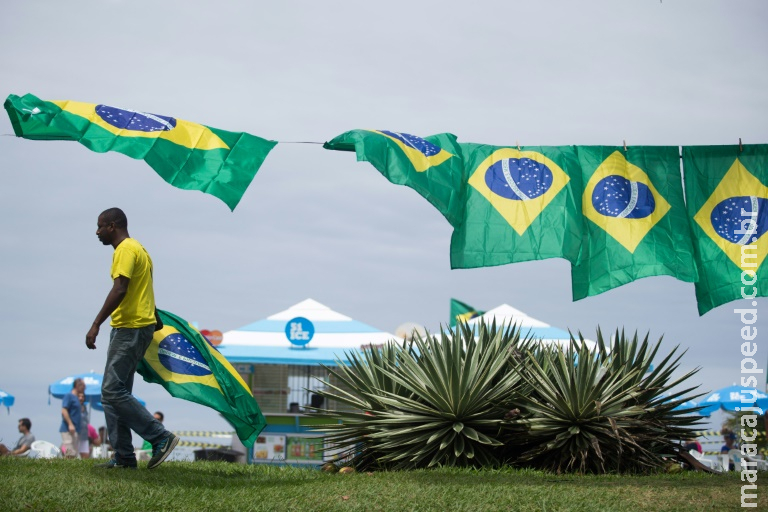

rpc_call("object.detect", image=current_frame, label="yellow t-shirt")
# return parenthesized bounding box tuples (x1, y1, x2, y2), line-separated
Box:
(110, 238, 156, 328)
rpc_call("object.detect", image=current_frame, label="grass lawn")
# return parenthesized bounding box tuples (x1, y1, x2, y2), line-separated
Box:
(0, 457, 762, 511)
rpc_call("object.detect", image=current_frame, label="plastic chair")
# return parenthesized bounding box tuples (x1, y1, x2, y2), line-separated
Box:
(688, 449, 716, 470)
(28, 440, 62, 459)
(91, 445, 111, 459)
(719, 449, 743, 472)
(741, 453, 768, 471)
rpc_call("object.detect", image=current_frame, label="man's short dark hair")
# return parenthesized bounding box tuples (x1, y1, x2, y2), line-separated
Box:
(154, 411, 164, 422)
(19, 418, 31, 430)
(72, 378, 83, 389)
(100, 207, 128, 229)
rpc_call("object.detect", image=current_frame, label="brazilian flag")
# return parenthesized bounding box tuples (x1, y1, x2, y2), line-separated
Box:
(4, 93, 277, 210)
(449, 298, 484, 327)
(454, 144, 583, 268)
(571, 147, 697, 299)
(324, 129, 466, 227)
(137, 310, 266, 448)
(325, 132, 583, 269)
(683, 145, 768, 315)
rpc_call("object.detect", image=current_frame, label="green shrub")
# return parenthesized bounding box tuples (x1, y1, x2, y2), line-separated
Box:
(311, 322, 530, 470)
(503, 330, 705, 473)
(309, 322, 704, 474)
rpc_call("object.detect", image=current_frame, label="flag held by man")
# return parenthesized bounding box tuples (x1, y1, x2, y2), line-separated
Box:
(137, 309, 266, 448)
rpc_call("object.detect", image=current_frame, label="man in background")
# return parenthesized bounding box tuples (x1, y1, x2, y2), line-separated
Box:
(60, 378, 84, 458)
(0, 418, 35, 456)
(140, 412, 165, 457)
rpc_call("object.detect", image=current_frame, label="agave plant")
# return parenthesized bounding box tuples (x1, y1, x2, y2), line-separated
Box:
(308, 321, 531, 470)
(503, 329, 705, 474)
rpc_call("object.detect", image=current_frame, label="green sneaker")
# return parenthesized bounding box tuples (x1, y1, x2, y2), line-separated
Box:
(94, 458, 137, 470)
(147, 433, 179, 469)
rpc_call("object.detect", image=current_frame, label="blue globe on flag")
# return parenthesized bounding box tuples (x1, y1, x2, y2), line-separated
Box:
(95, 105, 177, 132)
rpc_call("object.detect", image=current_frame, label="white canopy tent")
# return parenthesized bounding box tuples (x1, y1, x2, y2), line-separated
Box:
(460, 303, 596, 350)
(217, 299, 399, 414)
(219, 298, 399, 364)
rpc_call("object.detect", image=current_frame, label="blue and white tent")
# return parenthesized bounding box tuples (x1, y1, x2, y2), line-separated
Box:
(460, 304, 596, 350)
(218, 299, 399, 366)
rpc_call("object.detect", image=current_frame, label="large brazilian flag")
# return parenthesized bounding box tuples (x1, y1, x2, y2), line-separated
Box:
(571, 146, 697, 299)
(4, 93, 277, 210)
(324, 129, 466, 227)
(683, 145, 768, 315)
(137, 310, 266, 448)
(454, 143, 583, 268)
(324, 131, 583, 268)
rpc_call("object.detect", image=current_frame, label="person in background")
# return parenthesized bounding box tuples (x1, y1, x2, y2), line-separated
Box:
(60, 378, 84, 458)
(720, 429, 739, 471)
(97, 426, 111, 458)
(720, 430, 739, 454)
(683, 437, 703, 454)
(0, 418, 35, 456)
(141, 412, 165, 452)
(87, 424, 102, 456)
(77, 392, 102, 459)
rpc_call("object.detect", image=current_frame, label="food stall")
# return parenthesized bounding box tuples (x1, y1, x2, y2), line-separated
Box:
(217, 298, 398, 465)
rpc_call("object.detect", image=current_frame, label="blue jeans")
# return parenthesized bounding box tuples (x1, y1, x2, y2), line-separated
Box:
(102, 325, 167, 462)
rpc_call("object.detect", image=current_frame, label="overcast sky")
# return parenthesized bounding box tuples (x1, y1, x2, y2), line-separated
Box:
(1, 1, 766, 448)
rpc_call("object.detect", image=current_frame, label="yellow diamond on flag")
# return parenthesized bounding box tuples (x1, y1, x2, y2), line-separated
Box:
(468, 148, 570, 235)
(582, 151, 670, 253)
(145, 325, 223, 390)
(369, 130, 454, 172)
(693, 159, 768, 272)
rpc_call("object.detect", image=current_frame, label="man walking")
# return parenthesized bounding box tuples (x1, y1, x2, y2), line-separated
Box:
(86, 207, 178, 469)
(0, 418, 35, 456)
(60, 378, 85, 458)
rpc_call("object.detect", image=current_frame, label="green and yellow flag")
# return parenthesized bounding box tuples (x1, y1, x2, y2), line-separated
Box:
(324, 132, 583, 268)
(324, 129, 466, 226)
(137, 310, 266, 447)
(4, 93, 277, 210)
(449, 298, 484, 327)
(453, 144, 583, 268)
(571, 147, 697, 299)
(683, 145, 768, 314)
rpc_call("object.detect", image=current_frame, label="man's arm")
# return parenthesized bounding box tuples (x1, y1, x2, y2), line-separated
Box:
(86, 275, 130, 349)
(11, 442, 32, 456)
(61, 407, 76, 435)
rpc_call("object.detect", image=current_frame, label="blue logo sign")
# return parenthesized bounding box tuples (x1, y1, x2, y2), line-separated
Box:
(285, 317, 314, 346)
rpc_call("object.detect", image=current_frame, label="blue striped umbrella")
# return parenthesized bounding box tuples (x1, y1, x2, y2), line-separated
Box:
(48, 372, 145, 411)
(698, 385, 768, 416)
(0, 388, 15, 414)
(661, 392, 703, 416)
(48, 372, 103, 404)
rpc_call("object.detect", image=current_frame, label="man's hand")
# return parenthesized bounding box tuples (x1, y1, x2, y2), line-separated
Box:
(86, 324, 99, 350)
(68, 423, 75, 435)
(87, 275, 129, 350)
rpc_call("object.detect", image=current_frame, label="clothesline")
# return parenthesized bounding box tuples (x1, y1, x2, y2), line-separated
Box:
(1, 133, 327, 144)
(3, 134, 753, 158)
